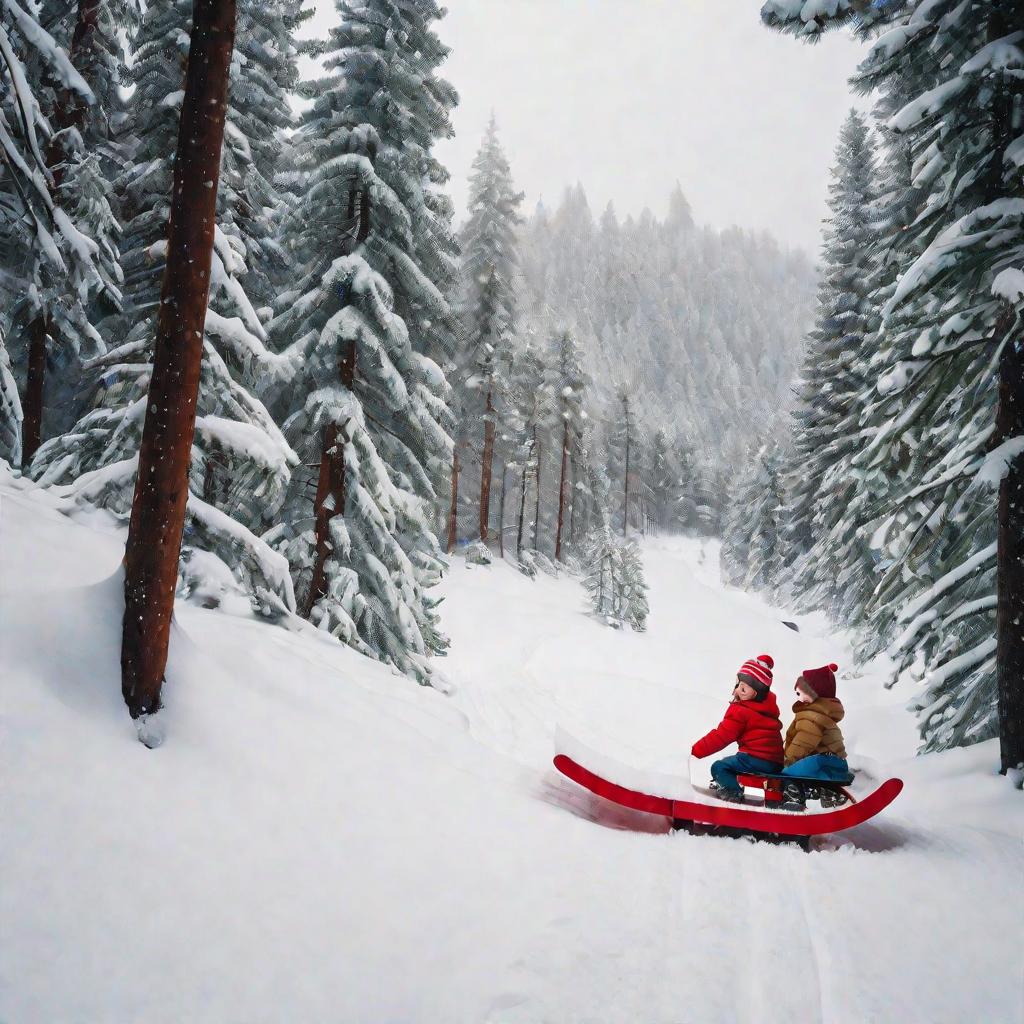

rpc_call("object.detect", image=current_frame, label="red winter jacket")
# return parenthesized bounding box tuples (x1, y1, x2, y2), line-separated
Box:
(691, 692, 784, 763)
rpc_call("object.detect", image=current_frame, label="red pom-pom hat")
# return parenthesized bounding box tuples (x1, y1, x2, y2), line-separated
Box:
(737, 654, 774, 698)
(800, 663, 839, 700)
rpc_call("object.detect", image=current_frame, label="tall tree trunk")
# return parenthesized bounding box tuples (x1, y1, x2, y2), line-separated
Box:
(21, 0, 102, 469)
(532, 430, 543, 551)
(304, 338, 357, 618)
(498, 462, 507, 559)
(997, 335, 1024, 773)
(622, 415, 631, 537)
(555, 421, 570, 562)
(303, 423, 343, 618)
(21, 317, 48, 467)
(569, 458, 578, 544)
(517, 461, 529, 559)
(121, 0, 237, 722)
(446, 447, 460, 554)
(988, 4, 1023, 773)
(479, 389, 495, 543)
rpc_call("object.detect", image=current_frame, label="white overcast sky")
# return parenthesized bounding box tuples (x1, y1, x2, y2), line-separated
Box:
(305, 1, 868, 254)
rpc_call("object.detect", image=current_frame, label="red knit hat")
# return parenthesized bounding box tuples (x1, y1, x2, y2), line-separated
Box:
(737, 654, 774, 699)
(800, 663, 838, 700)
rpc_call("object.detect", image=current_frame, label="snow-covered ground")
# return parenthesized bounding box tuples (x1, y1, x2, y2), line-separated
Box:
(2, 472, 1021, 1023)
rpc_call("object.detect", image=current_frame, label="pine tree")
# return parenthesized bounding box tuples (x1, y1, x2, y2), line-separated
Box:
(271, 0, 457, 684)
(764, 0, 1024, 763)
(0, 0, 125, 466)
(720, 461, 755, 589)
(783, 110, 877, 612)
(455, 116, 523, 546)
(549, 329, 588, 560)
(510, 338, 551, 560)
(32, 0, 301, 613)
(120, 0, 239, 723)
(583, 524, 649, 630)
(648, 429, 676, 533)
(744, 445, 786, 594)
(606, 384, 640, 536)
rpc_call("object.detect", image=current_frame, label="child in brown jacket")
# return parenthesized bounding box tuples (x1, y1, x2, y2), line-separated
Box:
(779, 663, 849, 811)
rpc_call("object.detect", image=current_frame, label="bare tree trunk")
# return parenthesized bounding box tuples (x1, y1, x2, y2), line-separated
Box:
(446, 447, 460, 554)
(532, 430, 543, 551)
(21, 317, 48, 467)
(517, 461, 528, 559)
(479, 389, 495, 543)
(498, 461, 507, 559)
(121, 0, 237, 722)
(21, 0, 102, 469)
(988, 5, 1023, 774)
(997, 335, 1024, 773)
(555, 421, 570, 562)
(569, 458, 578, 544)
(304, 338, 357, 618)
(622, 414, 631, 538)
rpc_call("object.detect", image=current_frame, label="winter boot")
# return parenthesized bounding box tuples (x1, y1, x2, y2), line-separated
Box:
(779, 781, 806, 812)
(715, 788, 745, 804)
(819, 786, 850, 809)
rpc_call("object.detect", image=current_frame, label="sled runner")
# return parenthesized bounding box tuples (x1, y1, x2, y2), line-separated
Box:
(553, 751, 902, 848)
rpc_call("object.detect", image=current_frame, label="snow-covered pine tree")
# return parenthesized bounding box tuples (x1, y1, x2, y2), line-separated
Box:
(31, 0, 300, 614)
(270, 0, 457, 684)
(763, 0, 1024, 763)
(549, 328, 588, 560)
(454, 116, 523, 546)
(619, 539, 650, 630)
(583, 524, 649, 630)
(0, 0, 125, 466)
(673, 440, 705, 533)
(835, 116, 922, 605)
(606, 384, 640, 536)
(509, 337, 552, 560)
(720, 459, 756, 589)
(647, 428, 677, 534)
(743, 444, 786, 594)
(783, 110, 877, 610)
(584, 524, 620, 623)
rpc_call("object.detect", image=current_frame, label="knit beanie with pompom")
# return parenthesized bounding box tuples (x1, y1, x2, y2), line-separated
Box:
(737, 654, 774, 701)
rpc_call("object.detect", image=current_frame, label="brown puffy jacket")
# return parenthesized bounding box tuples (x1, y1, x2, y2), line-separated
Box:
(783, 698, 846, 766)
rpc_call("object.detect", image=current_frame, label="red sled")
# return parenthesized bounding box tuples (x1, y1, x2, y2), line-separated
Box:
(553, 753, 903, 850)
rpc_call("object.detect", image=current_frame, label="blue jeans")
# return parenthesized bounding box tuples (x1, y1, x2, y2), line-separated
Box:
(782, 754, 850, 782)
(710, 753, 784, 793)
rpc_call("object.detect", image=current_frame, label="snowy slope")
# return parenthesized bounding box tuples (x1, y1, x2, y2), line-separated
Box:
(2, 472, 1021, 1024)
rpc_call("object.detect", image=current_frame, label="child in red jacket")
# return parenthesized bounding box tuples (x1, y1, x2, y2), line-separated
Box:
(691, 654, 784, 803)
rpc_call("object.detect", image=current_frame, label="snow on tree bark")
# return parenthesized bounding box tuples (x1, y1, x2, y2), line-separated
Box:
(304, 339, 357, 619)
(121, 0, 236, 721)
